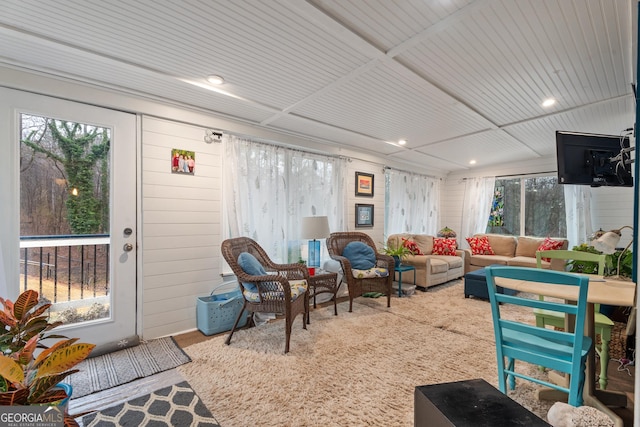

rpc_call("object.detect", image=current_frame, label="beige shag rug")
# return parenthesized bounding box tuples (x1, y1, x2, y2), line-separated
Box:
(179, 280, 556, 426)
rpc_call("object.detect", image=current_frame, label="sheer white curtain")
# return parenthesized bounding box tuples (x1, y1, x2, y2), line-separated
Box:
(385, 169, 440, 236)
(224, 135, 345, 263)
(460, 177, 496, 248)
(564, 185, 593, 249)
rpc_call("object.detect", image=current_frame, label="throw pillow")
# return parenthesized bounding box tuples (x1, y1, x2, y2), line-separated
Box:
(432, 238, 457, 256)
(538, 237, 564, 262)
(343, 241, 377, 270)
(237, 252, 267, 292)
(401, 238, 423, 255)
(466, 236, 495, 255)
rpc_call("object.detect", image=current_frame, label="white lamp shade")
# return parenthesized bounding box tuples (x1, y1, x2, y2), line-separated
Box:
(301, 216, 330, 240)
(593, 231, 621, 254)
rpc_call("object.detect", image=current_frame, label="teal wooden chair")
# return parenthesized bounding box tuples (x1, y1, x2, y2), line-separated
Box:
(485, 266, 593, 407)
(535, 250, 614, 390)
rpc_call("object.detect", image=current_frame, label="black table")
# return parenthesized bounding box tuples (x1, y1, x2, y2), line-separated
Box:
(415, 379, 550, 427)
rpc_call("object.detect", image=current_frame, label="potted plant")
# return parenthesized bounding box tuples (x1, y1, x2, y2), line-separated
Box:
(0, 289, 95, 424)
(380, 242, 414, 268)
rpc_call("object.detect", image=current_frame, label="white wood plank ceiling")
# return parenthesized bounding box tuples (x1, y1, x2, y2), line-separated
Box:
(0, 0, 635, 175)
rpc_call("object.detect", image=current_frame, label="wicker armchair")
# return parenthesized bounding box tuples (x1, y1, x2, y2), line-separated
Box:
(221, 237, 309, 353)
(326, 232, 394, 312)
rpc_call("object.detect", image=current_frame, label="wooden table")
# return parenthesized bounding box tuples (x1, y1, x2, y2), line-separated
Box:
(495, 275, 636, 427)
(306, 270, 339, 324)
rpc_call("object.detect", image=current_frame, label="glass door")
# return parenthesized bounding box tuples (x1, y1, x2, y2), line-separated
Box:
(1, 87, 137, 348)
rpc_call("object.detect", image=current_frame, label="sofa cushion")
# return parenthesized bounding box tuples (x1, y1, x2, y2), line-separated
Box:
(469, 255, 511, 268)
(508, 256, 540, 268)
(432, 238, 457, 255)
(429, 258, 449, 274)
(515, 236, 544, 258)
(537, 237, 565, 261)
(412, 235, 434, 255)
(402, 238, 423, 255)
(343, 241, 376, 270)
(431, 255, 464, 269)
(483, 234, 517, 257)
(466, 236, 495, 255)
(387, 234, 412, 252)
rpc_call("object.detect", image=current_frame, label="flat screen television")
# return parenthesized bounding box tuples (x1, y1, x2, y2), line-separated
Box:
(556, 131, 633, 187)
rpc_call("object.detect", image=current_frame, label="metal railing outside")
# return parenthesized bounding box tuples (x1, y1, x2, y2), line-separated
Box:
(20, 234, 110, 303)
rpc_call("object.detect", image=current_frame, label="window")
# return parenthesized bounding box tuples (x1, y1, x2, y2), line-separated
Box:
(224, 135, 346, 264)
(384, 169, 440, 236)
(487, 176, 566, 237)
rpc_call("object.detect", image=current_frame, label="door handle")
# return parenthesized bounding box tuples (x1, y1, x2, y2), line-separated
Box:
(123, 243, 134, 252)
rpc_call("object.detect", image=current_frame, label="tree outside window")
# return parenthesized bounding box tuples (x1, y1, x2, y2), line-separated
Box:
(487, 176, 565, 237)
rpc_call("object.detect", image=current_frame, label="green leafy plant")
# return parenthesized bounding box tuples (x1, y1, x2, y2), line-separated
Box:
(607, 249, 633, 278)
(568, 244, 602, 274)
(570, 243, 632, 278)
(379, 242, 414, 262)
(0, 289, 95, 407)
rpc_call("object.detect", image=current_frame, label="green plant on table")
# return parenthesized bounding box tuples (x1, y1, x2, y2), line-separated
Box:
(379, 242, 414, 267)
(0, 289, 95, 410)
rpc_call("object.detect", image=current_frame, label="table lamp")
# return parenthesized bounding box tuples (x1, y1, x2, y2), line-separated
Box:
(301, 216, 330, 268)
(593, 225, 633, 280)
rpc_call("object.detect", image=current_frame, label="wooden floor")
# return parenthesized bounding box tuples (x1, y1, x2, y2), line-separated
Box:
(70, 295, 636, 426)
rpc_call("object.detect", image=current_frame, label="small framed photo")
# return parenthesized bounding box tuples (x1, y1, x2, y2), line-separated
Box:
(355, 172, 374, 197)
(171, 148, 196, 175)
(355, 204, 374, 228)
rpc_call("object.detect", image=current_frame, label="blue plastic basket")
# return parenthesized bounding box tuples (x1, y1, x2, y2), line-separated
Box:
(196, 283, 249, 336)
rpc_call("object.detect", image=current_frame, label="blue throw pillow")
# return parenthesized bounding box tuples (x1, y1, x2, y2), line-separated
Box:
(343, 241, 376, 270)
(237, 252, 266, 293)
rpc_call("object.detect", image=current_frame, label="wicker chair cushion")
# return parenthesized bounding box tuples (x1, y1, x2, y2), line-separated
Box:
(242, 280, 308, 303)
(351, 267, 390, 279)
(238, 252, 266, 292)
(343, 241, 376, 269)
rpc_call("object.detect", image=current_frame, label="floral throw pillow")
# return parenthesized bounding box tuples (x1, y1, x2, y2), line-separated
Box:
(537, 237, 564, 261)
(432, 238, 457, 256)
(466, 236, 495, 255)
(401, 238, 423, 255)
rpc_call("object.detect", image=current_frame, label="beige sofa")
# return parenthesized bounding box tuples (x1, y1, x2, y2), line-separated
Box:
(387, 234, 465, 289)
(463, 234, 568, 274)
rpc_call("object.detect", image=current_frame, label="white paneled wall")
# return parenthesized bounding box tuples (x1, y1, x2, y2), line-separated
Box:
(345, 160, 386, 245)
(590, 186, 635, 248)
(141, 117, 223, 339)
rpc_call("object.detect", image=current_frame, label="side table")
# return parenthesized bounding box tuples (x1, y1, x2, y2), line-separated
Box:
(394, 264, 416, 297)
(415, 379, 550, 426)
(307, 270, 339, 324)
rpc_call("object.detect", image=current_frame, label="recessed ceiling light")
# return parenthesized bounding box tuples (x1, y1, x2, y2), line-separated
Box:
(542, 98, 556, 108)
(469, 160, 476, 165)
(398, 139, 407, 146)
(207, 75, 225, 85)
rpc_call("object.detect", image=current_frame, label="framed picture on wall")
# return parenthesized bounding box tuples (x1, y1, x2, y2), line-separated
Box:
(355, 204, 374, 227)
(355, 172, 374, 197)
(171, 148, 196, 175)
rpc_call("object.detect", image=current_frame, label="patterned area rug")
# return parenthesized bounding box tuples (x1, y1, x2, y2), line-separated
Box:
(80, 381, 220, 427)
(69, 337, 192, 399)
